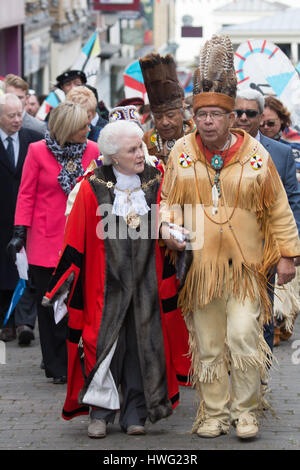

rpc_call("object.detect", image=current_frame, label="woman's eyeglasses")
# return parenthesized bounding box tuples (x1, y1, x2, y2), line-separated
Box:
(234, 109, 260, 118)
(260, 119, 279, 128)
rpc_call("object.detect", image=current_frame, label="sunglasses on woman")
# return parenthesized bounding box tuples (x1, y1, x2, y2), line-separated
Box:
(260, 119, 279, 128)
(234, 109, 260, 118)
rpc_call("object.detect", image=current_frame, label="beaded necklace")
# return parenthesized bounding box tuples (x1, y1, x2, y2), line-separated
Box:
(152, 123, 190, 156)
(203, 134, 232, 214)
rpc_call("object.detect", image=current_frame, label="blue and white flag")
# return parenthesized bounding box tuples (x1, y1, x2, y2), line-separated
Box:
(72, 32, 101, 87)
(36, 32, 101, 120)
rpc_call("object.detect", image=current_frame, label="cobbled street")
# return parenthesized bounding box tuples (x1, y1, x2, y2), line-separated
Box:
(0, 319, 299, 453)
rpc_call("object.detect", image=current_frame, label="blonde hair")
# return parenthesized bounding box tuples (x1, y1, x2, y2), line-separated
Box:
(48, 101, 88, 146)
(66, 86, 97, 115)
(5, 74, 29, 93)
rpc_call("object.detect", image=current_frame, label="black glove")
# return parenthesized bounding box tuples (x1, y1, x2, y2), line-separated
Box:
(7, 225, 27, 263)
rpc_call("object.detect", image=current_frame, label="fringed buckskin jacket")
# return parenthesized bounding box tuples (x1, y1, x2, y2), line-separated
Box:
(43, 164, 187, 422)
(160, 129, 300, 321)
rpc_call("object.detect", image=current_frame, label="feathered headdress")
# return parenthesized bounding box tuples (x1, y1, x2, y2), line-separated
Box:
(139, 53, 184, 113)
(193, 35, 237, 113)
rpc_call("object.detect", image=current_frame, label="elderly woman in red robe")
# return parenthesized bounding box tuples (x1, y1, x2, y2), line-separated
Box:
(42, 120, 184, 439)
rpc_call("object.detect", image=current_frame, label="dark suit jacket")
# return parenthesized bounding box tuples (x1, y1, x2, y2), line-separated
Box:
(88, 115, 108, 142)
(259, 132, 300, 346)
(0, 127, 44, 290)
(260, 132, 300, 235)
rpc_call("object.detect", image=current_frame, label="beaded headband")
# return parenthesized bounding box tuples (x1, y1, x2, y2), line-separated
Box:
(109, 105, 140, 123)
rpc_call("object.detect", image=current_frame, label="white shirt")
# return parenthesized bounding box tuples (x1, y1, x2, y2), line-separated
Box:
(0, 128, 20, 166)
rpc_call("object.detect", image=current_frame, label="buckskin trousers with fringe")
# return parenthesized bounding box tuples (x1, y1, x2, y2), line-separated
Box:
(187, 286, 272, 433)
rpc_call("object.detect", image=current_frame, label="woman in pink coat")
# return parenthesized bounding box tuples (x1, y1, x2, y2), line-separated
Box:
(8, 101, 99, 383)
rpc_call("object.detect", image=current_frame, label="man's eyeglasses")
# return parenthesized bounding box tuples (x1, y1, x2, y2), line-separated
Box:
(260, 119, 279, 128)
(195, 111, 229, 121)
(234, 109, 260, 118)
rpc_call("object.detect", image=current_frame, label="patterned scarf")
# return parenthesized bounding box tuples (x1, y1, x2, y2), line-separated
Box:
(45, 130, 87, 195)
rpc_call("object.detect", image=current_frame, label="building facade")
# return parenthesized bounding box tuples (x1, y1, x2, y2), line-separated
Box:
(174, 0, 296, 65)
(0, 0, 25, 78)
(24, 0, 54, 94)
(49, 0, 89, 88)
(88, 0, 177, 106)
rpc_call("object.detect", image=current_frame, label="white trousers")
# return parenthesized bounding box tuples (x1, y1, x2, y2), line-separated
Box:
(191, 289, 267, 427)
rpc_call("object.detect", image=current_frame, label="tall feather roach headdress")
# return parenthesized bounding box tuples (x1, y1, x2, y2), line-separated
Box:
(139, 53, 184, 113)
(193, 35, 237, 113)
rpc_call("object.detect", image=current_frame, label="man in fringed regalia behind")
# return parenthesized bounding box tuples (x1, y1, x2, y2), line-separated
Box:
(140, 53, 195, 167)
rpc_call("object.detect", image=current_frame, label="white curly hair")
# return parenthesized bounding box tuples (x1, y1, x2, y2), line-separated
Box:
(97, 120, 144, 165)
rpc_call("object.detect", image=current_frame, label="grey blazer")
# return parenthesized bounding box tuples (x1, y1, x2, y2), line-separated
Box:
(22, 111, 47, 135)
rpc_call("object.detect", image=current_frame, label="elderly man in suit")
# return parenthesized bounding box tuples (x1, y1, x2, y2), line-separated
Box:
(234, 88, 300, 350)
(4, 74, 47, 135)
(4, 75, 46, 345)
(0, 93, 43, 342)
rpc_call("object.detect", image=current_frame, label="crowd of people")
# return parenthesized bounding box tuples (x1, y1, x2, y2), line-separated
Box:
(0, 34, 300, 442)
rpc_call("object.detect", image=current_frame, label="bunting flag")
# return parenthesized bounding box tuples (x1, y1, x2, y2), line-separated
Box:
(71, 31, 101, 87)
(36, 88, 65, 121)
(36, 32, 101, 120)
(177, 67, 193, 93)
(123, 60, 193, 102)
(123, 60, 148, 101)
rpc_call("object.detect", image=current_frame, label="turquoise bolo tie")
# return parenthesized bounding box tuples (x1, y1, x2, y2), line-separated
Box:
(211, 154, 224, 197)
(203, 135, 232, 216)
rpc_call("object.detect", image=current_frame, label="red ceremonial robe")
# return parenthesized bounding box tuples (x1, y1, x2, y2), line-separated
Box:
(43, 164, 189, 422)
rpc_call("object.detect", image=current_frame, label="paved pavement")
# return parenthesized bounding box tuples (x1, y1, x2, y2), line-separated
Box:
(0, 317, 299, 452)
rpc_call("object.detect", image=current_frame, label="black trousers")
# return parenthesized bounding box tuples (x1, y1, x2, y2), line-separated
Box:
(14, 277, 37, 329)
(90, 303, 147, 431)
(30, 265, 67, 378)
